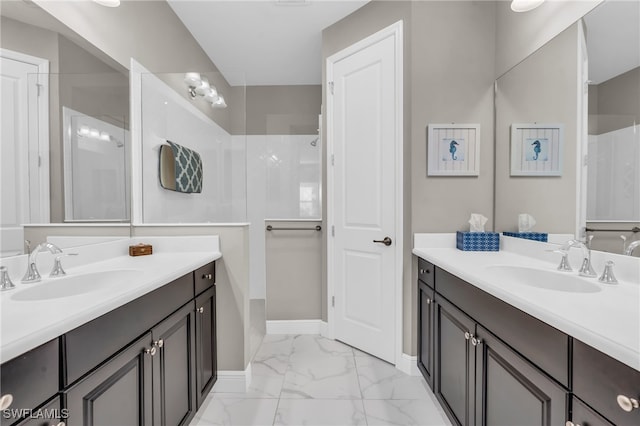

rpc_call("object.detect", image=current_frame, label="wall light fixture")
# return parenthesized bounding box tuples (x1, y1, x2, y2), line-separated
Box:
(511, 0, 545, 12)
(184, 72, 227, 109)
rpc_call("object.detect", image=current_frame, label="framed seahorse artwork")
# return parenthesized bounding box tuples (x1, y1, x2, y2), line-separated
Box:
(427, 123, 480, 176)
(510, 123, 564, 176)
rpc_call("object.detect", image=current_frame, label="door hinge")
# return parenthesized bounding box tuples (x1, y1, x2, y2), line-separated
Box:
(583, 154, 588, 167)
(38, 155, 41, 167)
(36, 83, 43, 97)
(331, 225, 335, 237)
(328, 81, 334, 95)
(332, 296, 335, 307)
(331, 154, 335, 166)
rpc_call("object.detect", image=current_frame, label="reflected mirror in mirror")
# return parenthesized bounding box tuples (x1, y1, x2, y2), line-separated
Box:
(0, 1, 130, 257)
(585, 0, 640, 222)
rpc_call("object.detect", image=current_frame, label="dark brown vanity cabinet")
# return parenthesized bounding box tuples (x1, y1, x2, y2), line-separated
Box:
(1, 261, 217, 426)
(419, 260, 570, 426)
(417, 259, 436, 390)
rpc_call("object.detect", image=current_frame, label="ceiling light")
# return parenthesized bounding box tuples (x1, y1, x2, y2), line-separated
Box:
(93, 0, 120, 7)
(511, 0, 545, 12)
(212, 95, 226, 109)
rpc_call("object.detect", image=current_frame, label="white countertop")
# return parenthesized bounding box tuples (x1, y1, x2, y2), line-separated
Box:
(413, 234, 640, 372)
(0, 236, 221, 363)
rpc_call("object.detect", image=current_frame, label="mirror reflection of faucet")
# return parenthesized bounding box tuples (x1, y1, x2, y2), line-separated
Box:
(624, 239, 640, 257)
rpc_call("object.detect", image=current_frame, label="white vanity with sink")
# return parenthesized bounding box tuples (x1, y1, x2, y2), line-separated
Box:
(413, 233, 640, 426)
(0, 236, 221, 426)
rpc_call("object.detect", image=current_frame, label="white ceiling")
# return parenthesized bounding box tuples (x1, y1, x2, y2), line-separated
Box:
(167, 0, 369, 86)
(584, 0, 640, 84)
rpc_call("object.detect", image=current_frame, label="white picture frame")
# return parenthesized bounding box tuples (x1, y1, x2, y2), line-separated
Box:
(510, 123, 564, 176)
(427, 123, 480, 176)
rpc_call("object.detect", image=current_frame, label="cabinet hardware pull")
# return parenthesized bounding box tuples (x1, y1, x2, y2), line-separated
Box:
(420, 268, 430, 274)
(198, 307, 204, 314)
(471, 336, 483, 346)
(154, 339, 164, 349)
(617, 394, 639, 412)
(373, 237, 392, 246)
(202, 273, 213, 280)
(0, 394, 13, 410)
(426, 298, 431, 305)
(565, 421, 581, 426)
(464, 332, 471, 340)
(145, 345, 157, 356)
(54, 422, 66, 426)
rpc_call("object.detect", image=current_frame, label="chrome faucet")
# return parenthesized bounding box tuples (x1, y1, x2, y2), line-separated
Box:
(561, 239, 597, 277)
(624, 239, 640, 256)
(22, 242, 63, 283)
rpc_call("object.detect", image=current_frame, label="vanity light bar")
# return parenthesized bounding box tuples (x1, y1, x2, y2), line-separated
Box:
(184, 72, 228, 109)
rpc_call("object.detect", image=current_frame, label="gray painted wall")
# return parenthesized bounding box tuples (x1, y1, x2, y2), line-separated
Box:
(265, 220, 322, 321)
(495, 23, 579, 235)
(246, 85, 321, 135)
(590, 67, 640, 135)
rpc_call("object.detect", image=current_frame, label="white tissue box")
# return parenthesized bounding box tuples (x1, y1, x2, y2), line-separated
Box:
(456, 231, 500, 251)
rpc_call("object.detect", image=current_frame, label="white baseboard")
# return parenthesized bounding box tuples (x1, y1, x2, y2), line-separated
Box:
(396, 353, 420, 376)
(266, 320, 327, 335)
(212, 364, 252, 393)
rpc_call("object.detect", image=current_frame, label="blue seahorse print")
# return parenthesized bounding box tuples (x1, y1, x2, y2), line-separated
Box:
(532, 140, 541, 160)
(449, 140, 459, 160)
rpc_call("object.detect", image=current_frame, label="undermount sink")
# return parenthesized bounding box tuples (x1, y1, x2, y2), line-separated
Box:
(11, 269, 144, 301)
(485, 265, 602, 293)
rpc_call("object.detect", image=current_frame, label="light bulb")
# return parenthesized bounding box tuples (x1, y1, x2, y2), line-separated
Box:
(204, 87, 219, 103)
(511, 0, 545, 12)
(93, 0, 120, 7)
(195, 77, 210, 96)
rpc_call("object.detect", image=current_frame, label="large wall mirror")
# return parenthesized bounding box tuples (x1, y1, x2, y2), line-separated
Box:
(495, 0, 639, 254)
(0, 1, 130, 257)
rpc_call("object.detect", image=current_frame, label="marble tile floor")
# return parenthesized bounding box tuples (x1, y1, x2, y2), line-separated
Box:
(190, 334, 451, 426)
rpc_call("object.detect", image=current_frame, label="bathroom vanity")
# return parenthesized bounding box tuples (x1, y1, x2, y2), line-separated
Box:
(0, 238, 220, 426)
(415, 235, 640, 426)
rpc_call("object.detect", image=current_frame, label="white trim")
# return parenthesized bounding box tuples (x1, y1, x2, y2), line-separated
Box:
(130, 58, 145, 225)
(266, 320, 327, 335)
(396, 353, 421, 377)
(212, 364, 252, 393)
(326, 20, 404, 367)
(576, 21, 588, 238)
(0, 48, 50, 223)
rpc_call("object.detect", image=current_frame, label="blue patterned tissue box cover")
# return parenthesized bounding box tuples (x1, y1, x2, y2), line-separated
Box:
(456, 231, 500, 251)
(503, 232, 548, 242)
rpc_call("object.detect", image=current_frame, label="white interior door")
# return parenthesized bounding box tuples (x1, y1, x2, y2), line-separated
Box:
(0, 50, 50, 230)
(328, 22, 402, 364)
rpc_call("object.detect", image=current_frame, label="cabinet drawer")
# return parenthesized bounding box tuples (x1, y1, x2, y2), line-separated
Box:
(14, 396, 63, 426)
(0, 339, 59, 426)
(572, 396, 614, 426)
(64, 273, 194, 385)
(573, 339, 640, 426)
(436, 267, 569, 387)
(194, 262, 215, 296)
(418, 258, 435, 289)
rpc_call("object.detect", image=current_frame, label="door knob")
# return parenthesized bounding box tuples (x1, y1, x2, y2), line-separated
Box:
(373, 237, 392, 246)
(617, 394, 639, 412)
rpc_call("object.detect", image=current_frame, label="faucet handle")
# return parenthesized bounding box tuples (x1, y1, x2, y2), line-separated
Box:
(548, 249, 572, 272)
(50, 253, 78, 277)
(579, 257, 597, 277)
(598, 261, 618, 284)
(0, 266, 16, 291)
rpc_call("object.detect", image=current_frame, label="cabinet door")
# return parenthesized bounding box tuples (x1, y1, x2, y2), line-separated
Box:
(418, 280, 435, 389)
(436, 296, 476, 426)
(152, 303, 197, 426)
(195, 286, 217, 408)
(65, 333, 153, 426)
(475, 325, 567, 426)
(571, 396, 614, 426)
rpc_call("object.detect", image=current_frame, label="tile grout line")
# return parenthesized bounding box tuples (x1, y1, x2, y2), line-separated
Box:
(350, 347, 370, 426)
